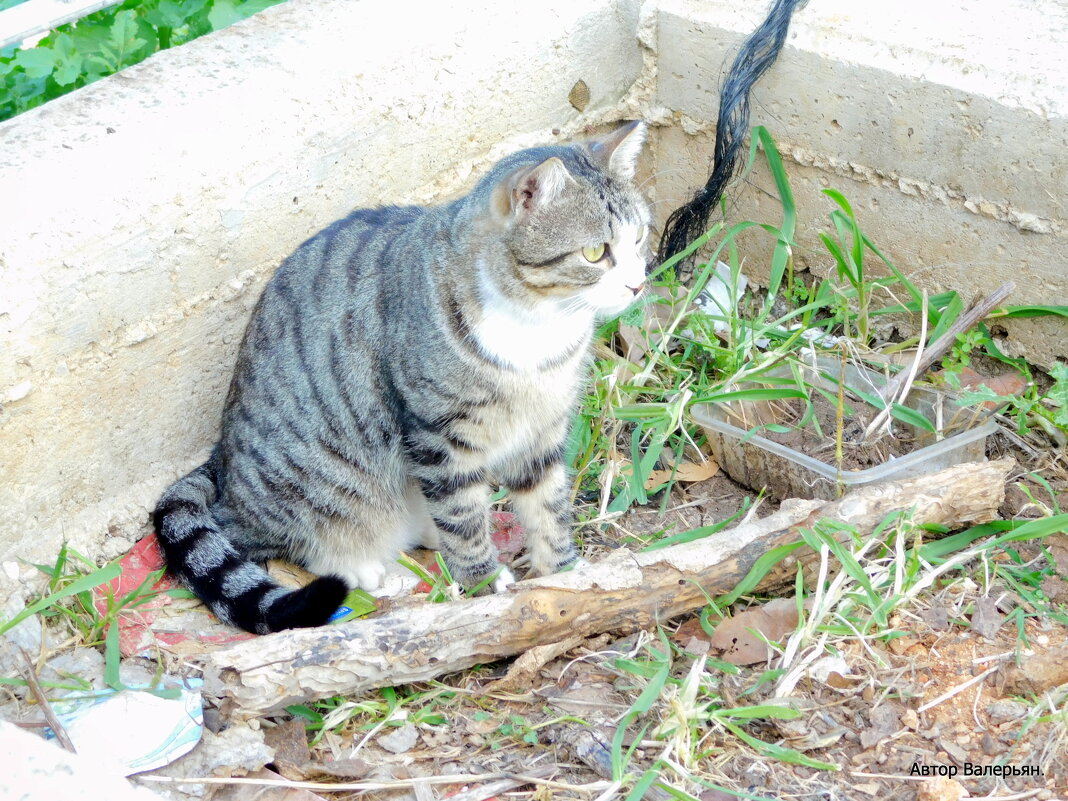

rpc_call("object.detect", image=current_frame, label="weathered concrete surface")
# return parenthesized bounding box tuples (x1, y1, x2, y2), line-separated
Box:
(651, 0, 1067, 368)
(0, 0, 646, 568)
(2, 0, 1065, 580)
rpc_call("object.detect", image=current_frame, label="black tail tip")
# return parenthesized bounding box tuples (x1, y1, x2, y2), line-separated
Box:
(264, 574, 350, 632)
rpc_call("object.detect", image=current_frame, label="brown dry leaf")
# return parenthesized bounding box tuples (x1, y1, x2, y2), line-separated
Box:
(263, 720, 312, 781)
(957, 365, 1029, 397)
(709, 598, 799, 666)
(643, 459, 720, 490)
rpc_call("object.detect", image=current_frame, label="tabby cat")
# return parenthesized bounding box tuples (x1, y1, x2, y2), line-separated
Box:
(154, 122, 651, 633)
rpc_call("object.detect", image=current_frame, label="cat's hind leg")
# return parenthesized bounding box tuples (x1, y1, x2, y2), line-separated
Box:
(305, 502, 412, 593)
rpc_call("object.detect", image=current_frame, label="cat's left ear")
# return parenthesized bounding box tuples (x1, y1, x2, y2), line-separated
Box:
(587, 120, 647, 180)
(493, 157, 575, 222)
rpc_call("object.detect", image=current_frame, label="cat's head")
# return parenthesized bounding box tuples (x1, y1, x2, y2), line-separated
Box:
(479, 122, 651, 318)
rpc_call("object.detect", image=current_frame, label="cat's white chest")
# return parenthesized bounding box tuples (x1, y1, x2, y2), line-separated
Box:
(472, 279, 593, 371)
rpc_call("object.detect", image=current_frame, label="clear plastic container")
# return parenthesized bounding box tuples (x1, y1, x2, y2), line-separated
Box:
(691, 361, 999, 501)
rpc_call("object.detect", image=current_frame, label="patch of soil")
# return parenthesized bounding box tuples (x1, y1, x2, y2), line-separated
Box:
(727, 394, 921, 473)
(606, 472, 774, 550)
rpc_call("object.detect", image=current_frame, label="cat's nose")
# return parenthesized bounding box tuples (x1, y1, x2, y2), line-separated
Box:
(627, 283, 645, 296)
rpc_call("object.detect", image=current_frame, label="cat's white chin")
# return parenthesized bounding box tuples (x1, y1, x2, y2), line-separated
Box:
(592, 292, 644, 320)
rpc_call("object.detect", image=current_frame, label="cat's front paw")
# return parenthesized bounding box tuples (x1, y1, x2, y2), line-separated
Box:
(562, 556, 592, 572)
(492, 566, 516, 593)
(354, 561, 387, 592)
(529, 544, 581, 577)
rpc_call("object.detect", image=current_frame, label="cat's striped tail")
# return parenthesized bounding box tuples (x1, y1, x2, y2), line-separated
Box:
(153, 451, 349, 634)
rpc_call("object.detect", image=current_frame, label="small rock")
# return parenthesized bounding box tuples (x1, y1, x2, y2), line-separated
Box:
(377, 723, 419, 754)
(981, 732, 1003, 756)
(1, 595, 42, 655)
(971, 596, 1004, 639)
(118, 658, 161, 689)
(744, 759, 770, 783)
(987, 699, 1027, 722)
(917, 776, 966, 801)
(41, 647, 107, 690)
(101, 537, 134, 561)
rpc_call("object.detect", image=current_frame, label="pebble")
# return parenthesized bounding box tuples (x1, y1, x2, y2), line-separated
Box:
(40, 647, 107, 690)
(986, 700, 1027, 722)
(377, 723, 419, 754)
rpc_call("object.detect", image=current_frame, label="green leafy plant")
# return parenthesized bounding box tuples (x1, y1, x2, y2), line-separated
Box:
(1, 543, 187, 692)
(573, 126, 1068, 515)
(1, 0, 285, 121)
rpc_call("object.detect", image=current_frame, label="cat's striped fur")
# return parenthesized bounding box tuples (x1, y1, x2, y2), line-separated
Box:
(154, 122, 650, 633)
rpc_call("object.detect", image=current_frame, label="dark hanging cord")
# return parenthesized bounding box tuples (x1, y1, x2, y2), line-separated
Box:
(656, 0, 806, 273)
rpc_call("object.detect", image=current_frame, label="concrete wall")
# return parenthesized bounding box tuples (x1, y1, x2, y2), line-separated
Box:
(0, 0, 648, 569)
(1, 0, 1064, 575)
(651, 0, 1067, 368)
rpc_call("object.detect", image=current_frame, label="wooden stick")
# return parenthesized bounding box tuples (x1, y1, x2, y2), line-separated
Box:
(202, 459, 1012, 718)
(882, 281, 1015, 405)
(139, 767, 595, 794)
(16, 647, 76, 754)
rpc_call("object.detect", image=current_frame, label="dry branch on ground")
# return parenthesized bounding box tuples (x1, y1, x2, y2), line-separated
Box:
(202, 459, 1013, 718)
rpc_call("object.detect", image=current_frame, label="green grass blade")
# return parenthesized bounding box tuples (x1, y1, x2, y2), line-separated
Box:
(625, 768, 662, 801)
(720, 719, 838, 770)
(0, 562, 121, 636)
(718, 703, 801, 720)
(691, 388, 807, 404)
(718, 542, 805, 606)
(104, 620, 122, 690)
(643, 501, 751, 551)
(992, 513, 1068, 544)
(754, 127, 795, 299)
(889, 403, 937, 433)
(925, 291, 963, 346)
(989, 305, 1068, 319)
(612, 655, 670, 780)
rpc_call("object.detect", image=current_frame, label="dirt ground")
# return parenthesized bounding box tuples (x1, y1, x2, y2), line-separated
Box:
(3, 431, 1066, 801)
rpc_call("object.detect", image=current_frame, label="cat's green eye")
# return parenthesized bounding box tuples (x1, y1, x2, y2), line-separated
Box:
(635, 224, 648, 243)
(581, 243, 607, 263)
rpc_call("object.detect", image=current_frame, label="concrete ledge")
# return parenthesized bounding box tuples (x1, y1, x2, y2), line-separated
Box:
(0, 0, 645, 564)
(1, 0, 1064, 572)
(652, 0, 1067, 367)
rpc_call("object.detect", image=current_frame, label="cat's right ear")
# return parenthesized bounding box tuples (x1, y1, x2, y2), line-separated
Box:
(492, 157, 574, 223)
